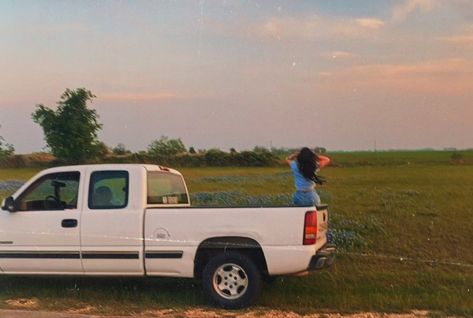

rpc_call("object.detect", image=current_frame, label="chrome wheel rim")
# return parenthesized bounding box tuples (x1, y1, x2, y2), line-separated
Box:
(212, 263, 248, 300)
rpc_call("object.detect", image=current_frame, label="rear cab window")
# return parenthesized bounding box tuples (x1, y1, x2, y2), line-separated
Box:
(147, 171, 188, 205)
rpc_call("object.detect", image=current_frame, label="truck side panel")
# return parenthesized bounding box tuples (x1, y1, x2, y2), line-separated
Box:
(144, 207, 328, 277)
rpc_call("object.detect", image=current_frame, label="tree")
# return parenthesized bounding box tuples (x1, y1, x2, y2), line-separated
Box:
(32, 88, 102, 163)
(253, 146, 270, 153)
(113, 143, 131, 155)
(96, 141, 111, 158)
(189, 146, 196, 154)
(147, 136, 186, 162)
(0, 136, 14, 157)
(314, 147, 327, 154)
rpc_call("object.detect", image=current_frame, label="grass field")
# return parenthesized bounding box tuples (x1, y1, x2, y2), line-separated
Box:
(0, 151, 472, 316)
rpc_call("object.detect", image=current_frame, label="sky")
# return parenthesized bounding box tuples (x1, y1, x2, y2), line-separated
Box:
(0, 0, 472, 153)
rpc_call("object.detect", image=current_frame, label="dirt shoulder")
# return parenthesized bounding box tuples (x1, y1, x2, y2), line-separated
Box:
(0, 309, 441, 318)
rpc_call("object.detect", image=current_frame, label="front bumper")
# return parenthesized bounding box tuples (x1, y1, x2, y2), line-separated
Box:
(308, 243, 336, 271)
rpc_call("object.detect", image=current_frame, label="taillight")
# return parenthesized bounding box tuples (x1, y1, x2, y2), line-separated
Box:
(303, 211, 317, 245)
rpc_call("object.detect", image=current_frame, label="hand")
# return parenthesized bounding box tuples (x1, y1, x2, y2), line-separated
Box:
(285, 151, 299, 164)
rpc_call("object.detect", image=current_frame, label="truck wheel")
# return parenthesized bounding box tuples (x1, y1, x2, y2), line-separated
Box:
(202, 251, 262, 309)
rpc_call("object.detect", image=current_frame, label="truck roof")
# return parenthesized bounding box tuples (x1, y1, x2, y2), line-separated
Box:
(36, 164, 183, 176)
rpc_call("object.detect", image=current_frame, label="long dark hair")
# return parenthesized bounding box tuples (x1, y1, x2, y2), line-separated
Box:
(297, 147, 326, 185)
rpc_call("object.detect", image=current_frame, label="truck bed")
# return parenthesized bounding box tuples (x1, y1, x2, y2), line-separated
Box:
(143, 205, 329, 277)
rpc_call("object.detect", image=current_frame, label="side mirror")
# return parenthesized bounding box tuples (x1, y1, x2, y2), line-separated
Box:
(1, 196, 17, 212)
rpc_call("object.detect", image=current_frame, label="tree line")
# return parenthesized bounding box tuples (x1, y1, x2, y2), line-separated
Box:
(1, 88, 325, 167)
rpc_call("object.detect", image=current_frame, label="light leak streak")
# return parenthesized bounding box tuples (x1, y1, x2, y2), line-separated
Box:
(1, 229, 473, 269)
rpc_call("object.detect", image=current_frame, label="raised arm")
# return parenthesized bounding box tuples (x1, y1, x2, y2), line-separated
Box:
(285, 151, 299, 165)
(318, 155, 331, 169)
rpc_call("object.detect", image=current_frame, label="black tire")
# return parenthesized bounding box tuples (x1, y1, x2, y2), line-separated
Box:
(202, 251, 262, 309)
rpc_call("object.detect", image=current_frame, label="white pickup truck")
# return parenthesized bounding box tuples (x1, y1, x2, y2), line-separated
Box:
(0, 164, 335, 308)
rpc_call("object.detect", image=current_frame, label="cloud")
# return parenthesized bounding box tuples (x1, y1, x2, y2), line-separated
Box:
(390, 0, 473, 23)
(29, 23, 90, 35)
(99, 92, 178, 102)
(318, 58, 473, 96)
(449, 0, 473, 21)
(356, 18, 385, 29)
(320, 51, 357, 59)
(214, 15, 384, 41)
(318, 72, 332, 78)
(443, 27, 473, 46)
(392, 0, 435, 21)
(257, 15, 384, 39)
(444, 34, 473, 45)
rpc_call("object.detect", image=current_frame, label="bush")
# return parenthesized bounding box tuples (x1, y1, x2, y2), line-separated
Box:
(0, 153, 55, 168)
(112, 143, 131, 155)
(174, 153, 206, 167)
(173, 150, 279, 167)
(451, 151, 464, 164)
(0, 145, 280, 168)
(205, 149, 230, 166)
(233, 151, 277, 166)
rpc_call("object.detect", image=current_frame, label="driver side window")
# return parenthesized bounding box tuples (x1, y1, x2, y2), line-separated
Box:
(16, 172, 80, 211)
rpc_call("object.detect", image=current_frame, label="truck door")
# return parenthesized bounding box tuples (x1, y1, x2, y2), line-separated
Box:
(0, 171, 82, 274)
(80, 169, 145, 274)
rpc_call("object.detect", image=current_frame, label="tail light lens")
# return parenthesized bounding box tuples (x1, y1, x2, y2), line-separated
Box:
(303, 211, 317, 245)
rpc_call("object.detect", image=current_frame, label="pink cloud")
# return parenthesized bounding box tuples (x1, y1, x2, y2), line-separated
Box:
(320, 51, 357, 59)
(356, 18, 385, 29)
(391, 0, 473, 22)
(318, 58, 473, 96)
(212, 15, 384, 41)
(28, 23, 90, 35)
(443, 27, 473, 46)
(392, 0, 435, 21)
(99, 92, 178, 102)
(242, 15, 385, 41)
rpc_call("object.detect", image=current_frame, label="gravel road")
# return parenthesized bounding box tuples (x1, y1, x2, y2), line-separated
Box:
(0, 309, 438, 318)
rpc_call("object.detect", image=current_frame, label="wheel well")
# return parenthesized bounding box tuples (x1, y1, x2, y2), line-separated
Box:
(194, 237, 268, 279)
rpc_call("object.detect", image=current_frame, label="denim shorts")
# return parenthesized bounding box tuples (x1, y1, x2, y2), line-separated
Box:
(293, 190, 320, 206)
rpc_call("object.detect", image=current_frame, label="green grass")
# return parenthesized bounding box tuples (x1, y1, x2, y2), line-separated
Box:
(0, 153, 472, 316)
(326, 149, 473, 166)
(0, 167, 39, 181)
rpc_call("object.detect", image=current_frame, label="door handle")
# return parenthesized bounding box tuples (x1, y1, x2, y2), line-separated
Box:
(61, 219, 78, 228)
